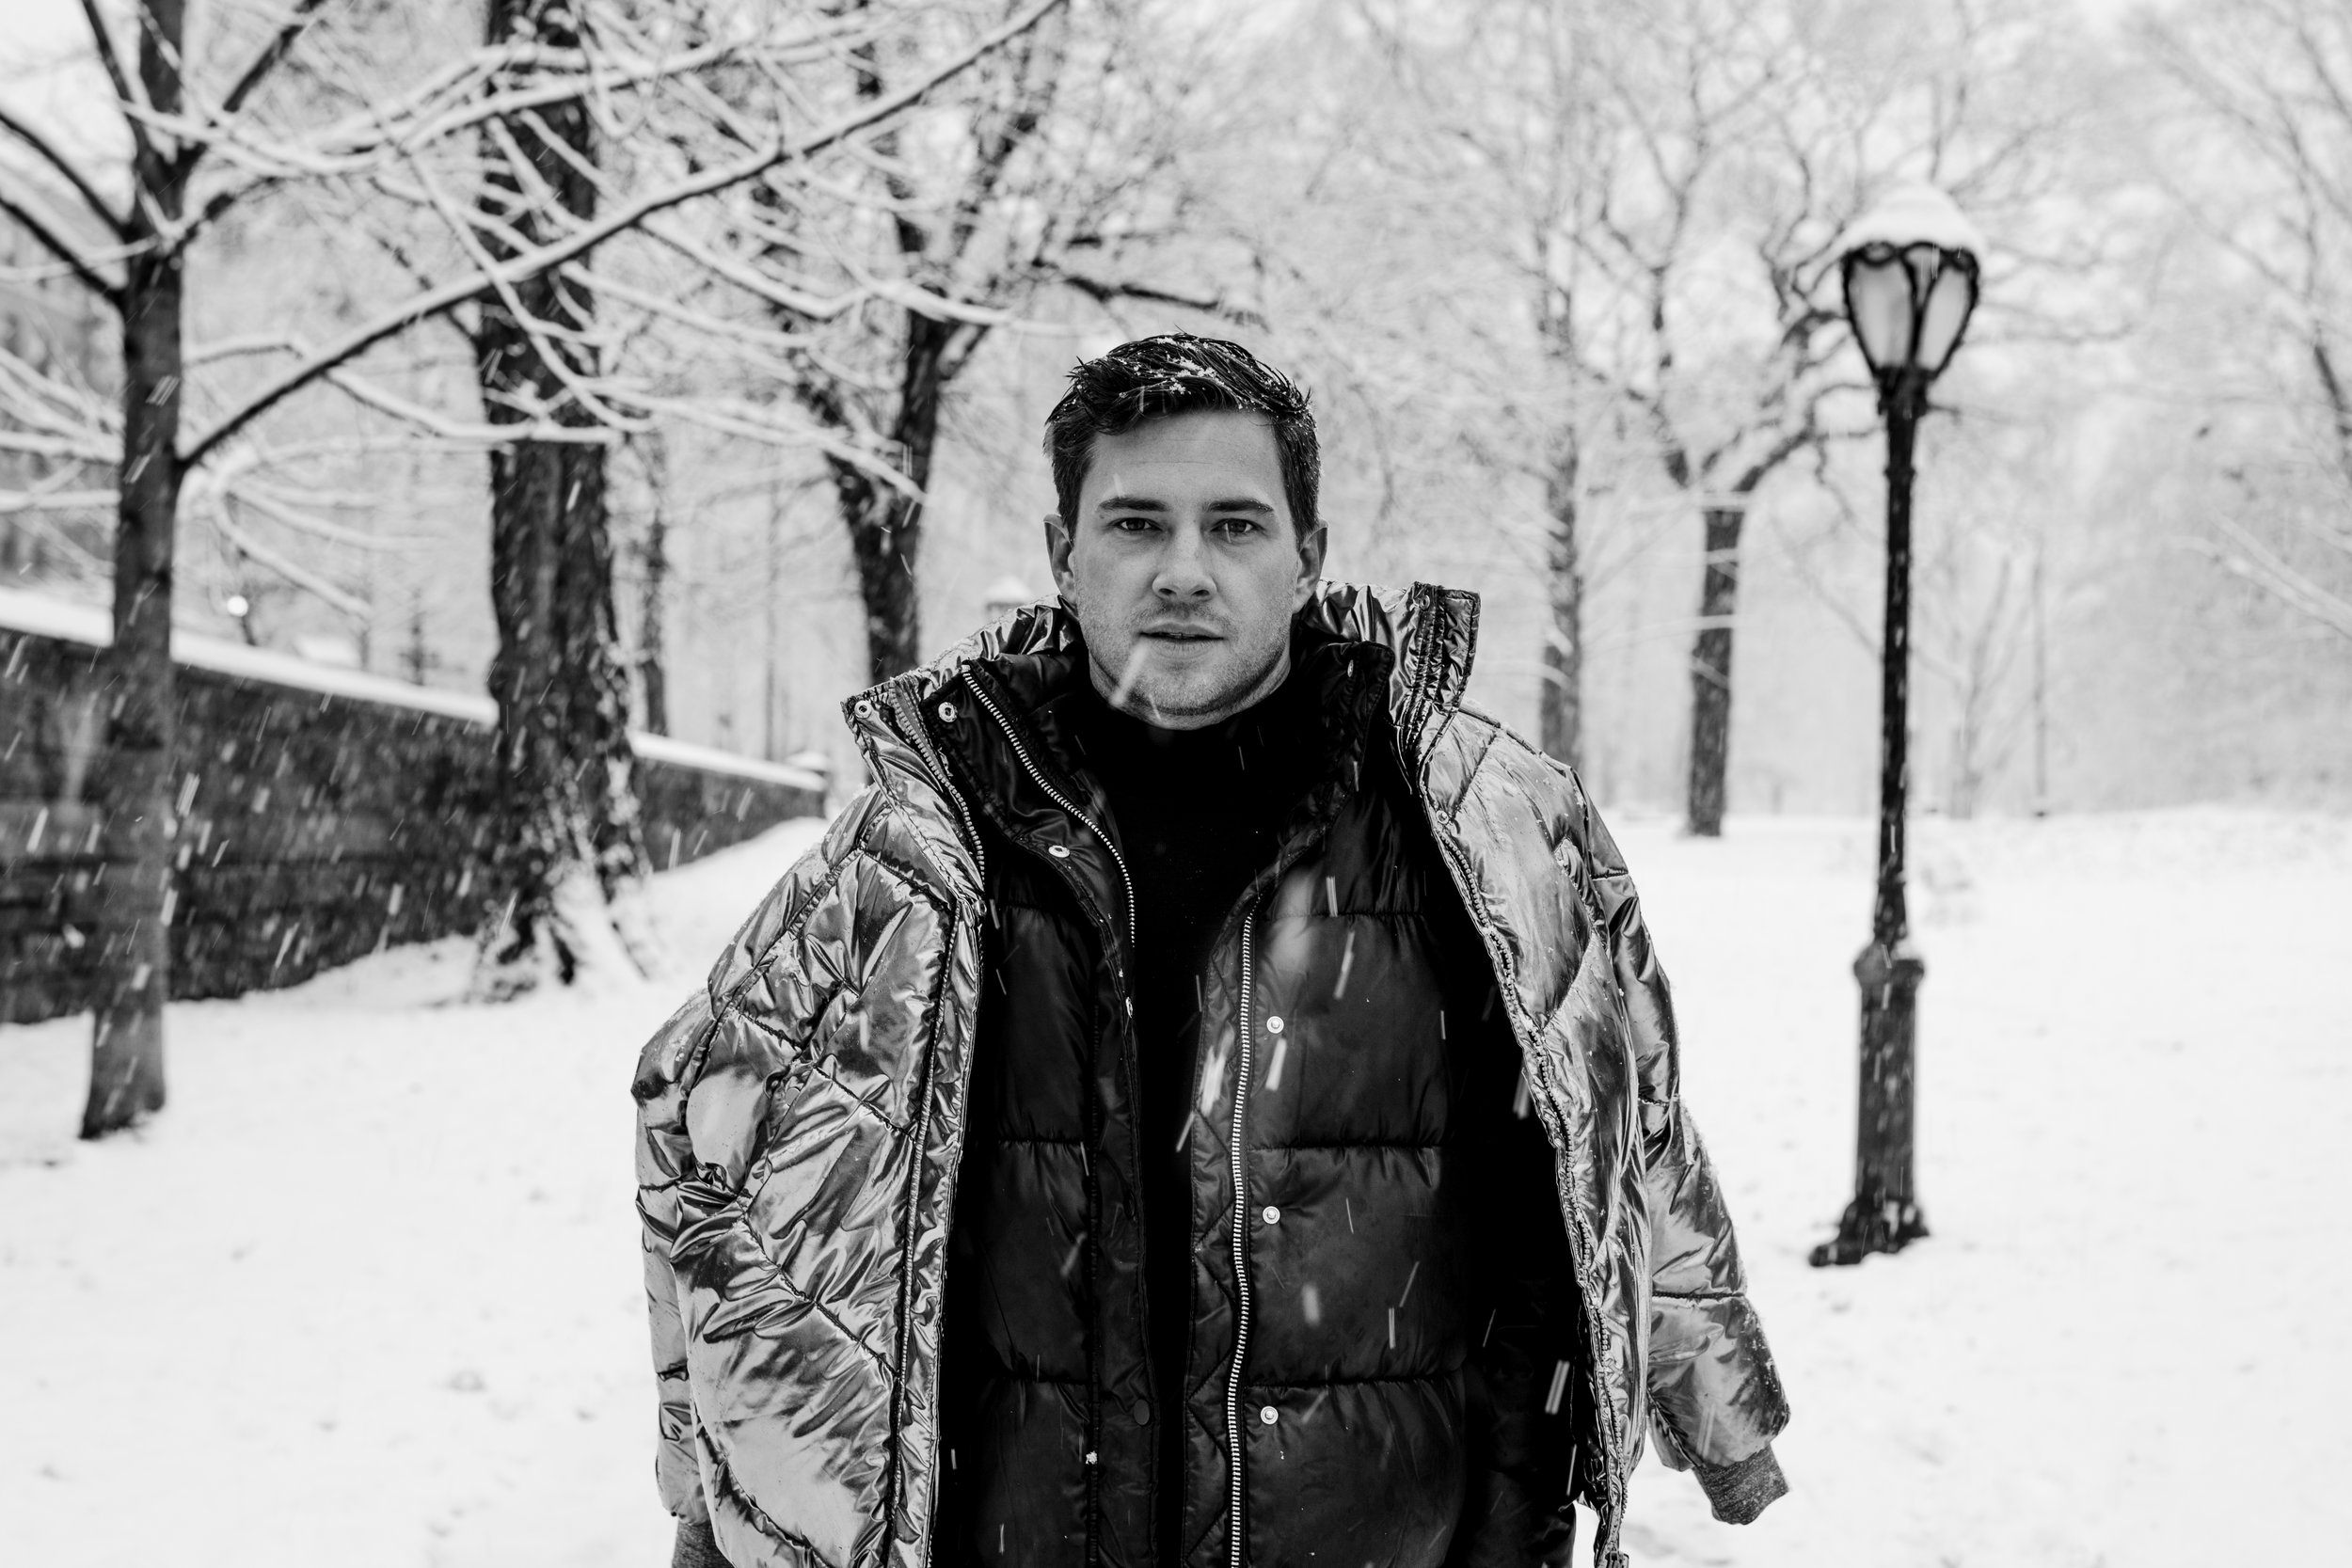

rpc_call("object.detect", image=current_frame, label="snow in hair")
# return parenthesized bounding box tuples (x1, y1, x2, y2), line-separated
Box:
(1043, 334, 1320, 532)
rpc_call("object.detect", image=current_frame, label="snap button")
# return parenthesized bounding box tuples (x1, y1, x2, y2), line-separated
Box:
(853, 700, 874, 717)
(1048, 845, 1072, 860)
(1264, 1015, 1284, 1034)
(1262, 1205, 1280, 1225)
(1084, 1450, 1099, 1465)
(1131, 1400, 1151, 1426)
(937, 701, 958, 722)
(1259, 1404, 1278, 1425)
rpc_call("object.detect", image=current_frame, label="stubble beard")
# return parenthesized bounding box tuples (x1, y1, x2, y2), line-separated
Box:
(1097, 626, 1291, 729)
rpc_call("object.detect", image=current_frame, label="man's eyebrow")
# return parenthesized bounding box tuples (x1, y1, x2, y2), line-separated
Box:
(1091, 495, 1278, 515)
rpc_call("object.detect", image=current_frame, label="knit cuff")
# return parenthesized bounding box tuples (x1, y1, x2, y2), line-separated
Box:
(673, 1516, 731, 1568)
(1692, 1442, 1788, 1525)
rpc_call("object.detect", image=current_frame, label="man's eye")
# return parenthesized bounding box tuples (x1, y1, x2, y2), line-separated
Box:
(1214, 516, 1261, 537)
(1111, 516, 1158, 533)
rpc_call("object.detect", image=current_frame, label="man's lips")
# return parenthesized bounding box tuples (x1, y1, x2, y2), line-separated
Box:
(1139, 626, 1222, 641)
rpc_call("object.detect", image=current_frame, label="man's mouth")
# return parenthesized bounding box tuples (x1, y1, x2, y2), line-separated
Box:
(1141, 627, 1221, 641)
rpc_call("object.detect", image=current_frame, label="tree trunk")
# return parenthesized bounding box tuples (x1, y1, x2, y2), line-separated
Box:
(1950, 554, 2014, 821)
(771, 14, 1037, 687)
(1539, 443, 1584, 770)
(834, 314, 961, 684)
(764, 494, 783, 759)
(478, 432, 646, 984)
(2030, 531, 2048, 817)
(835, 465, 922, 684)
(1948, 720, 1979, 820)
(405, 605, 430, 685)
(636, 437, 669, 736)
(469, 0, 650, 994)
(83, 0, 188, 1139)
(1684, 501, 1744, 837)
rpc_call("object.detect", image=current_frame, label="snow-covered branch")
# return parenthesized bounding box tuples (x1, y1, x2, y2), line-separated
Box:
(205, 504, 371, 619)
(2190, 515, 2352, 641)
(626, 391, 919, 497)
(72, 0, 162, 168)
(203, 0, 334, 137)
(0, 485, 115, 516)
(0, 187, 124, 307)
(0, 103, 129, 237)
(177, 0, 1070, 469)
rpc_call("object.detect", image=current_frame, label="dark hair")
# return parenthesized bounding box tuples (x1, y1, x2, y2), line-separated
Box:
(1043, 333, 1320, 538)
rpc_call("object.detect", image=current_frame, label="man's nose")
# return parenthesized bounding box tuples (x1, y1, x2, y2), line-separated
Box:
(1152, 527, 1214, 601)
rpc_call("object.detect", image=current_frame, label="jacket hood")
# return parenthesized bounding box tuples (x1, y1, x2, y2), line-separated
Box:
(840, 580, 1483, 752)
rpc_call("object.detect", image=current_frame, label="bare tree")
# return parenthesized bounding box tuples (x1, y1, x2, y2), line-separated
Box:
(1449, 0, 2088, 834)
(2146, 0, 2352, 643)
(1769, 413, 2089, 820)
(0, 0, 1068, 1131)
(1394, 1, 1622, 769)
(624, 432, 672, 735)
(707, 0, 1233, 682)
(0, 0, 317, 1135)
(1268, 0, 1977, 814)
(463, 0, 652, 991)
(1536, 0, 1869, 836)
(1236, 0, 1649, 771)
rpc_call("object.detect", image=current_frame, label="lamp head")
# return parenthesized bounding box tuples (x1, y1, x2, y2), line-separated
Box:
(1836, 183, 1983, 388)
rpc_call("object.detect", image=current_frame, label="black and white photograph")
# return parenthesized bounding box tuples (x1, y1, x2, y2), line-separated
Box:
(0, 1, 2344, 1565)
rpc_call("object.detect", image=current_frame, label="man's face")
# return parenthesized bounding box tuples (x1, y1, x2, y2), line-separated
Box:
(1047, 409, 1326, 729)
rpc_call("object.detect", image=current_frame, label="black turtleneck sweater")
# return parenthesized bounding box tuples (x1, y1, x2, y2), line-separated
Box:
(1062, 660, 1319, 1550)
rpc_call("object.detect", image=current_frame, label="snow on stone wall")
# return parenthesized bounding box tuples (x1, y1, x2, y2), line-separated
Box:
(0, 591, 826, 1023)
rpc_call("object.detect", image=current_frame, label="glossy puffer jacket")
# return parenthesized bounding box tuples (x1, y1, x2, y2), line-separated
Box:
(926, 608, 1581, 1568)
(634, 582, 1789, 1568)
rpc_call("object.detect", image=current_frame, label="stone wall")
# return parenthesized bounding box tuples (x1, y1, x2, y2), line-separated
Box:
(0, 591, 826, 1024)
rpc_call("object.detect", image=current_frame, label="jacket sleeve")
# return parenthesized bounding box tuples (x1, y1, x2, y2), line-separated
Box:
(630, 791, 943, 1534)
(1573, 786, 1791, 1526)
(639, 979, 723, 1528)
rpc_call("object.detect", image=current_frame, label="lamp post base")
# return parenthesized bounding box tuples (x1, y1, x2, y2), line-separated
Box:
(1809, 1196, 1930, 1266)
(1810, 942, 1929, 1267)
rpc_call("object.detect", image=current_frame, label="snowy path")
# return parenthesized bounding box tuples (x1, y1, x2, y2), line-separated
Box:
(3, 809, 2346, 1567)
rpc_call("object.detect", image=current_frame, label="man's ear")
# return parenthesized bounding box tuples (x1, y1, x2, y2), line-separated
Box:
(1044, 513, 1076, 600)
(1293, 524, 1328, 606)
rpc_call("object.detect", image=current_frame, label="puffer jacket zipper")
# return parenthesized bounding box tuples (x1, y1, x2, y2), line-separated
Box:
(880, 685, 988, 890)
(964, 678, 1137, 954)
(1225, 896, 1263, 1568)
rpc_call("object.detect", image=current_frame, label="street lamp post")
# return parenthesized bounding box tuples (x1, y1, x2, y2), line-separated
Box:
(1812, 183, 1982, 1268)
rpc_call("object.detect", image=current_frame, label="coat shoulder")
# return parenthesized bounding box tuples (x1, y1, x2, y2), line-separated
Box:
(707, 785, 937, 1001)
(1423, 699, 1588, 826)
(631, 783, 961, 1110)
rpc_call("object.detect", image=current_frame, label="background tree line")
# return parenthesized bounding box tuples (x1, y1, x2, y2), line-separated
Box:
(3, 0, 2346, 1136)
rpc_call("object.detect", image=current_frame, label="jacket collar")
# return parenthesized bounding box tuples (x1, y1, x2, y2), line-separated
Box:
(911, 602, 1397, 948)
(839, 579, 1482, 761)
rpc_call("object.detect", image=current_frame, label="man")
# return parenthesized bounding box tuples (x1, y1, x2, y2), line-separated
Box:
(635, 335, 1788, 1568)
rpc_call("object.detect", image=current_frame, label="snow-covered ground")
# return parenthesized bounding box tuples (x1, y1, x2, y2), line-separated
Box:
(2, 807, 2346, 1567)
